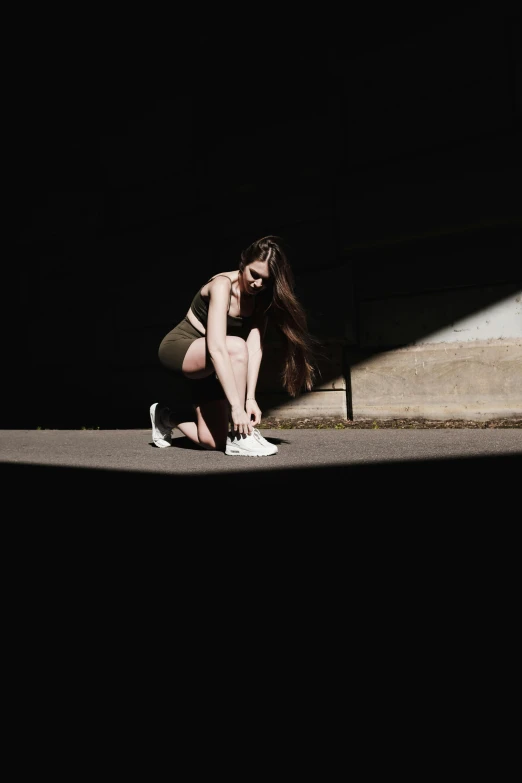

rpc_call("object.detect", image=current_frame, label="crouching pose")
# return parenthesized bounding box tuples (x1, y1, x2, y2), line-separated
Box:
(150, 235, 319, 456)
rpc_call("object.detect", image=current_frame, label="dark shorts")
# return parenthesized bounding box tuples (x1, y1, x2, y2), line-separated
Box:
(158, 318, 227, 412)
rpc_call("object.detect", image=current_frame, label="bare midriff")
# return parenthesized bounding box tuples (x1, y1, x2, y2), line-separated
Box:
(186, 308, 206, 335)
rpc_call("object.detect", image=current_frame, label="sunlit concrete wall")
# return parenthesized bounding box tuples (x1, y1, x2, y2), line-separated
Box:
(349, 289, 522, 421)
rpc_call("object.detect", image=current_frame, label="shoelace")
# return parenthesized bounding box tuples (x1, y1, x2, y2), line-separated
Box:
(228, 429, 268, 446)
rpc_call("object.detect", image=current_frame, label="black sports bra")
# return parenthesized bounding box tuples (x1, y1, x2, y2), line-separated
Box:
(189, 275, 255, 331)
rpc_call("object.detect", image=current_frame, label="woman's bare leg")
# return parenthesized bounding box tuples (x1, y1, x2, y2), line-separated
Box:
(171, 402, 229, 451)
(167, 336, 248, 451)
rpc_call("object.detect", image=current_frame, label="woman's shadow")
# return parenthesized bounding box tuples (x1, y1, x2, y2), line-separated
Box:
(149, 433, 286, 450)
(169, 434, 285, 449)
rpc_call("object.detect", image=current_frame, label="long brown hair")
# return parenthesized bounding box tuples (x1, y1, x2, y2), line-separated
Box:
(240, 235, 321, 397)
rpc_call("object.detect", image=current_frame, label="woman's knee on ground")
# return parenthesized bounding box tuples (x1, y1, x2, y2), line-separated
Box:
(196, 400, 229, 451)
(197, 431, 226, 451)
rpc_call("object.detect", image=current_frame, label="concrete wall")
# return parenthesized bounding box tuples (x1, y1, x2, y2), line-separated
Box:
(256, 12, 522, 421)
(350, 339, 521, 421)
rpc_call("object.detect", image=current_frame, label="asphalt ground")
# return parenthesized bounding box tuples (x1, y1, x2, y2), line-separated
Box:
(2, 427, 522, 474)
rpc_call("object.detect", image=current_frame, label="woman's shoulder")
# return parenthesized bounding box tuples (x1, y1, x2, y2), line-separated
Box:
(208, 271, 234, 284)
(203, 272, 234, 295)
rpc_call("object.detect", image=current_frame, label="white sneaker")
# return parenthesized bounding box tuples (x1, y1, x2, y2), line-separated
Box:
(252, 428, 278, 454)
(150, 402, 172, 448)
(225, 429, 278, 456)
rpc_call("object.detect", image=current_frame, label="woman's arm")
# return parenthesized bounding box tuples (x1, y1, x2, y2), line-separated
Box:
(245, 325, 264, 401)
(244, 312, 267, 426)
(206, 277, 251, 433)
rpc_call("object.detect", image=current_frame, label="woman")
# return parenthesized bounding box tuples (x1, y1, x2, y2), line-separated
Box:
(150, 235, 319, 456)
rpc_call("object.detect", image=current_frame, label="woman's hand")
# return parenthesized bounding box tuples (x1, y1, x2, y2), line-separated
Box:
(246, 399, 262, 427)
(230, 404, 254, 436)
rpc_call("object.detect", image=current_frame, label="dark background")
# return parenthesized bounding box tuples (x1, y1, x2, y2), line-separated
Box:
(2, 18, 522, 709)
(6, 12, 521, 427)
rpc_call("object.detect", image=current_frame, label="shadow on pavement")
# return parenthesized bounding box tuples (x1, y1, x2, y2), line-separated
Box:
(163, 435, 286, 450)
(4, 454, 519, 644)
(3, 453, 520, 520)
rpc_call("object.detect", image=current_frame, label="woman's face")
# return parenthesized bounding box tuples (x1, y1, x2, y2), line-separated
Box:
(241, 259, 271, 296)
